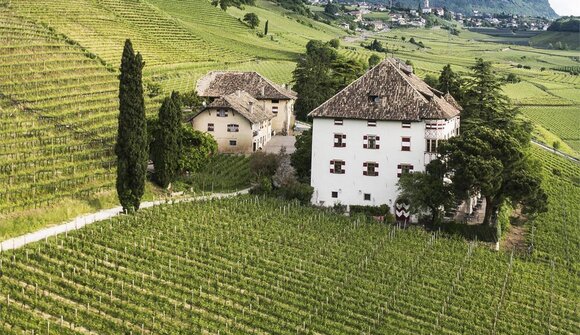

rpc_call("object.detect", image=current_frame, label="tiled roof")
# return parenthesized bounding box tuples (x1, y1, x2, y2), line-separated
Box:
(202, 90, 274, 124)
(197, 71, 297, 100)
(308, 58, 461, 121)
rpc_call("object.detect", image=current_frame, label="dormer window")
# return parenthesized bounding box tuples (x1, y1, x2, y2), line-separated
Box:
(369, 95, 380, 103)
(367, 120, 377, 127)
(217, 109, 228, 117)
(334, 118, 343, 125)
(402, 121, 411, 128)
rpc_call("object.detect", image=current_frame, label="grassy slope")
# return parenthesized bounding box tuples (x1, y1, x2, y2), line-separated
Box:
(531, 31, 580, 50)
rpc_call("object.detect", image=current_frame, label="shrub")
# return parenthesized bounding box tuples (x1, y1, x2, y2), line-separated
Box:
(276, 182, 313, 205)
(250, 152, 279, 180)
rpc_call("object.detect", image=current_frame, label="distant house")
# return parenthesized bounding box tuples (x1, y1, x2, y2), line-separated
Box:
(197, 71, 297, 134)
(434, 7, 445, 16)
(347, 11, 363, 22)
(190, 90, 274, 153)
(308, 58, 461, 209)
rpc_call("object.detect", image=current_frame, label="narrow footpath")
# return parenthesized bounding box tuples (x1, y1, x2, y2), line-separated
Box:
(1, 188, 251, 252)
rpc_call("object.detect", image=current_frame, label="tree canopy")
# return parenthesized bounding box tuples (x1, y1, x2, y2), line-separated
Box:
(292, 40, 366, 120)
(437, 58, 547, 225)
(151, 93, 181, 188)
(243, 13, 260, 29)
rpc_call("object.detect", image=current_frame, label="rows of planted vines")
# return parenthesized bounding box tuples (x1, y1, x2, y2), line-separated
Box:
(184, 154, 252, 193)
(1, 191, 578, 334)
(0, 9, 122, 213)
(529, 147, 580, 270)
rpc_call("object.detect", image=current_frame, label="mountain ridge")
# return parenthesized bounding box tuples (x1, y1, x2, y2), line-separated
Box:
(391, 0, 558, 18)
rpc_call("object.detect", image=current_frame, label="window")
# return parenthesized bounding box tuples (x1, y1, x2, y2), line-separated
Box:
(227, 124, 239, 132)
(363, 135, 380, 149)
(330, 160, 345, 174)
(207, 123, 214, 132)
(426, 139, 437, 153)
(401, 137, 411, 151)
(272, 106, 279, 114)
(402, 121, 411, 128)
(229, 140, 237, 146)
(367, 120, 377, 127)
(217, 109, 228, 117)
(363, 162, 379, 176)
(271, 99, 279, 104)
(397, 164, 414, 177)
(334, 118, 343, 125)
(364, 193, 371, 201)
(331, 191, 338, 198)
(334, 133, 346, 148)
(369, 95, 380, 103)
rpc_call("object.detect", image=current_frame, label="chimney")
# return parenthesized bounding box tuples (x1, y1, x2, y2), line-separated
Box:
(249, 100, 254, 114)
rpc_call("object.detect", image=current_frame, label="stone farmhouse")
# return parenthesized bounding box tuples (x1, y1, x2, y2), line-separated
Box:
(190, 90, 274, 153)
(309, 58, 461, 210)
(197, 71, 297, 135)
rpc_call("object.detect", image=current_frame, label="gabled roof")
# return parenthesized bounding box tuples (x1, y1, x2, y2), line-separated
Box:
(308, 58, 461, 121)
(197, 71, 297, 100)
(200, 90, 274, 124)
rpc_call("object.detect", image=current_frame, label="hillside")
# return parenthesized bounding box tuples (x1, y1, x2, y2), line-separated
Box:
(0, 0, 342, 217)
(531, 31, 580, 50)
(392, 0, 557, 18)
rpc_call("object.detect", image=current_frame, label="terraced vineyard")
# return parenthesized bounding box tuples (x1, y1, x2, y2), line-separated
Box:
(0, 9, 117, 213)
(523, 106, 580, 151)
(181, 154, 252, 193)
(1, 179, 578, 333)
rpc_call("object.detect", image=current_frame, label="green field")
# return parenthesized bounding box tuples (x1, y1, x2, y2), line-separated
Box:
(0, 148, 578, 334)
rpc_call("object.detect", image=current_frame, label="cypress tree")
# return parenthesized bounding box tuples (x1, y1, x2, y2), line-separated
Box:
(264, 20, 269, 35)
(152, 92, 181, 188)
(116, 39, 147, 213)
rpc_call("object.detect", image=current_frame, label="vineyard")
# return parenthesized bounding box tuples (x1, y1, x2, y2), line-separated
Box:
(179, 154, 252, 193)
(0, 175, 578, 333)
(0, 9, 118, 214)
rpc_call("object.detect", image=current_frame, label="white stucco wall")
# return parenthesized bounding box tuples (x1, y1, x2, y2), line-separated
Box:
(262, 99, 295, 134)
(311, 117, 443, 210)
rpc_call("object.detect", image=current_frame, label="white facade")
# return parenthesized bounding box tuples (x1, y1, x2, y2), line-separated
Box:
(310, 116, 460, 209)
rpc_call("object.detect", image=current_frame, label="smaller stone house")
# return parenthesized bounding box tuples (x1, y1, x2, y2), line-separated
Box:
(197, 71, 297, 135)
(190, 91, 274, 154)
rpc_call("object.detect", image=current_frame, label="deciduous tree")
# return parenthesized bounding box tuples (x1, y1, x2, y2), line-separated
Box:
(243, 13, 260, 29)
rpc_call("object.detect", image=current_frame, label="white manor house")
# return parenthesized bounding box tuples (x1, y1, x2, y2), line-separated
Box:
(309, 58, 461, 209)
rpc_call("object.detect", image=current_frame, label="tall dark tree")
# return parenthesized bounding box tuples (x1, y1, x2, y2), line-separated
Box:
(437, 64, 462, 101)
(116, 39, 147, 213)
(292, 40, 365, 120)
(461, 58, 519, 133)
(291, 129, 312, 183)
(264, 20, 269, 35)
(151, 93, 181, 188)
(438, 58, 546, 225)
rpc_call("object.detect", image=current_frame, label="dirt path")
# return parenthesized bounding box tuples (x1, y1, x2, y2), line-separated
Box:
(0, 188, 251, 252)
(501, 225, 527, 253)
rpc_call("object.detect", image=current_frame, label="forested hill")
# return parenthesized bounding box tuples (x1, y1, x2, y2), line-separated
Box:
(392, 0, 558, 18)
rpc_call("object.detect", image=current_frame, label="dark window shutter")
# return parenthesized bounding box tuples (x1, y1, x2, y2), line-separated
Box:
(330, 169, 334, 173)
(397, 165, 401, 169)
(375, 145, 380, 149)
(410, 165, 414, 170)
(376, 136, 380, 140)
(363, 171, 368, 176)
(342, 134, 346, 139)
(363, 144, 368, 148)
(363, 135, 368, 140)
(397, 173, 401, 177)
(342, 143, 346, 147)
(376, 163, 379, 168)
(363, 162, 368, 167)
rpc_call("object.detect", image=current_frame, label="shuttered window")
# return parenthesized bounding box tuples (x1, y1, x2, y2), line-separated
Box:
(363, 162, 379, 176)
(401, 137, 411, 151)
(363, 135, 380, 149)
(397, 164, 414, 177)
(330, 160, 345, 174)
(334, 133, 346, 147)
